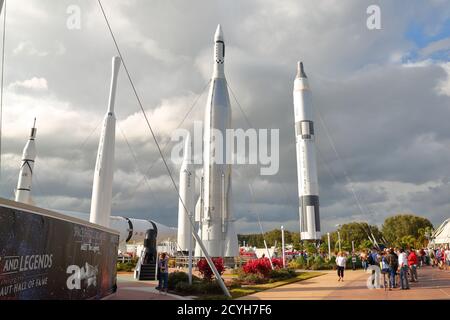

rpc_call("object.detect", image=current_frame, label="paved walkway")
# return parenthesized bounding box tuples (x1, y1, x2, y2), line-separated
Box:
(239, 266, 450, 300)
(104, 272, 189, 300)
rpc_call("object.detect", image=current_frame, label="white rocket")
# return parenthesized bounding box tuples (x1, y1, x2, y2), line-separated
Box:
(12, 56, 177, 245)
(15, 119, 37, 205)
(293, 61, 321, 240)
(194, 25, 238, 258)
(177, 133, 195, 251)
(89, 56, 121, 228)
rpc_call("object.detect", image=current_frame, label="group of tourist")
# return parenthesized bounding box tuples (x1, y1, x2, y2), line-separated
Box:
(336, 246, 450, 290)
(427, 247, 450, 270)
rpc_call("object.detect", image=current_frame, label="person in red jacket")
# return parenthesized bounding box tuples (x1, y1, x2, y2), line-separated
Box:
(408, 249, 418, 282)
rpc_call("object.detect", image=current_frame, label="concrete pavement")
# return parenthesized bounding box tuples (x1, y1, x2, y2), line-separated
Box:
(238, 266, 450, 300)
(104, 272, 189, 300)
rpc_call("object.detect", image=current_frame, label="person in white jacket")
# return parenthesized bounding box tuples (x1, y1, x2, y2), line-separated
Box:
(398, 248, 410, 290)
(336, 252, 347, 282)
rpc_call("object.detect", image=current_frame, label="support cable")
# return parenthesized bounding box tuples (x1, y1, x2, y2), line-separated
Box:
(97, 0, 230, 297)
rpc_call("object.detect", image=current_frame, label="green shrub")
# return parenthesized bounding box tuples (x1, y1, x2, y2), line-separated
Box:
(238, 273, 266, 284)
(295, 256, 306, 268)
(174, 281, 197, 294)
(288, 260, 301, 269)
(116, 261, 136, 272)
(188, 281, 224, 295)
(306, 256, 315, 268)
(229, 278, 243, 288)
(314, 255, 325, 265)
(268, 269, 296, 280)
(168, 271, 189, 290)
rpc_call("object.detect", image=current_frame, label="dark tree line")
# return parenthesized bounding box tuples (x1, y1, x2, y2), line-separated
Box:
(238, 214, 434, 251)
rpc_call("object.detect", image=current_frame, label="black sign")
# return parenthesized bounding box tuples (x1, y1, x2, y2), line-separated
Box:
(0, 204, 119, 300)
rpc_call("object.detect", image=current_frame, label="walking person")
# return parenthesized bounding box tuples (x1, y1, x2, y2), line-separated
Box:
(430, 249, 436, 267)
(408, 248, 418, 282)
(351, 254, 357, 271)
(398, 248, 410, 290)
(361, 250, 368, 271)
(380, 251, 390, 290)
(445, 246, 450, 271)
(336, 252, 346, 282)
(157, 252, 169, 294)
(386, 249, 398, 290)
(419, 248, 426, 268)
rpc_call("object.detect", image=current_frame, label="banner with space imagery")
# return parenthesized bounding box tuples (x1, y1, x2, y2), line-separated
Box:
(0, 203, 119, 300)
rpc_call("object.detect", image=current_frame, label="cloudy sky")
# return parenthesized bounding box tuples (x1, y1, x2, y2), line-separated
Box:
(1, 0, 450, 234)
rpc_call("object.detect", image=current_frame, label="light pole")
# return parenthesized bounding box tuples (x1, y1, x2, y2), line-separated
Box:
(336, 224, 342, 252)
(352, 240, 355, 253)
(327, 232, 331, 259)
(281, 225, 286, 268)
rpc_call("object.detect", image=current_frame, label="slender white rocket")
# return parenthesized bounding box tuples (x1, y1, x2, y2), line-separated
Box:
(195, 24, 238, 258)
(177, 133, 195, 251)
(15, 119, 37, 205)
(89, 56, 121, 227)
(293, 61, 321, 240)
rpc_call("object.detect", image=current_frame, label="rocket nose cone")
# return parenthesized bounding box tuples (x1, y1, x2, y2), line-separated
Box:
(296, 61, 307, 78)
(214, 24, 224, 41)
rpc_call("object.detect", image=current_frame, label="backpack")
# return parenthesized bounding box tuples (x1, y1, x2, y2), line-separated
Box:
(368, 253, 375, 265)
(381, 257, 389, 271)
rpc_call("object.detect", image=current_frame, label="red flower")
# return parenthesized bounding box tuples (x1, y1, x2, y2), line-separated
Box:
(242, 258, 282, 278)
(197, 258, 225, 281)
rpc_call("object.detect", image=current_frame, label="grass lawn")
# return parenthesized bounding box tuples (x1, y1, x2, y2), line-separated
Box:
(199, 272, 324, 300)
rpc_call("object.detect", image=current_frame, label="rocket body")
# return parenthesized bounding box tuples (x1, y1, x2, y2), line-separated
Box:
(293, 62, 321, 240)
(89, 56, 121, 228)
(195, 25, 238, 258)
(177, 133, 195, 251)
(15, 121, 37, 205)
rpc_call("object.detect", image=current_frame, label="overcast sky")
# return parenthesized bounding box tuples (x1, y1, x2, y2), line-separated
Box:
(1, 0, 450, 234)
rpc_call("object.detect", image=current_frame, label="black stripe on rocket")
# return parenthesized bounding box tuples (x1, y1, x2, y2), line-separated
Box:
(215, 40, 225, 64)
(295, 120, 314, 140)
(299, 195, 321, 232)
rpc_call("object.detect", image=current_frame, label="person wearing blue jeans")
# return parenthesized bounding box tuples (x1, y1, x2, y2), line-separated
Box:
(398, 249, 410, 290)
(388, 267, 396, 289)
(399, 265, 410, 289)
(385, 249, 398, 290)
(157, 252, 169, 294)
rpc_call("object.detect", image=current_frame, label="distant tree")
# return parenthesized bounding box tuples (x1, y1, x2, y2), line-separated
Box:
(305, 242, 317, 255)
(238, 228, 300, 249)
(382, 214, 433, 247)
(291, 232, 302, 250)
(417, 226, 434, 248)
(399, 235, 416, 249)
(326, 222, 382, 251)
(358, 240, 373, 251)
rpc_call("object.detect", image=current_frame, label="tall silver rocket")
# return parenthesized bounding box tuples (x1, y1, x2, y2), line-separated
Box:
(293, 62, 321, 240)
(15, 119, 37, 205)
(177, 133, 195, 252)
(89, 56, 121, 228)
(194, 25, 238, 258)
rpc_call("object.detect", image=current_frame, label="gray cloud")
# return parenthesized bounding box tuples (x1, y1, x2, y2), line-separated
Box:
(2, 0, 450, 234)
